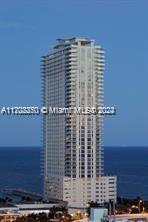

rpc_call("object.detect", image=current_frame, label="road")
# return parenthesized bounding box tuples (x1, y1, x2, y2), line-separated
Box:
(110, 213, 148, 221)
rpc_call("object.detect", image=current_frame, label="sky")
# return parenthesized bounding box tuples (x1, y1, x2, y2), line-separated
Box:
(0, 0, 148, 147)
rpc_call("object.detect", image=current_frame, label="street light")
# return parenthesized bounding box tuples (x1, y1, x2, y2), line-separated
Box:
(138, 199, 143, 213)
(108, 199, 116, 222)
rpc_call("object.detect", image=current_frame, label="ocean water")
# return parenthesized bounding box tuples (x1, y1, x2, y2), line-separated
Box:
(0, 146, 148, 200)
(0, 147, 42, 195)
(105, 146, 148, 200)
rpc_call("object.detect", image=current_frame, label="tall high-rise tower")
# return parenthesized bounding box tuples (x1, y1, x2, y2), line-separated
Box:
(41, 37, 116, 208)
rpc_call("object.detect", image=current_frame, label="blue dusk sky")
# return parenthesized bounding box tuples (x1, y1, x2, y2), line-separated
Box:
(0, 0, 148, 147)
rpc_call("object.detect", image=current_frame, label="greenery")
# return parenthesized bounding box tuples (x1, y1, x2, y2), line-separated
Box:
(86, 196, 147, 215)
(13, 196, 148, 222)
(117, 196, 144, 213)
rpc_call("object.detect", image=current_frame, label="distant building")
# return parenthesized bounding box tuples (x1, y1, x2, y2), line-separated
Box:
(41, 37, 117, 208)
(15, 203, 59, 214)
(90, 208, 108, 222)
(0, 203, 65, 222)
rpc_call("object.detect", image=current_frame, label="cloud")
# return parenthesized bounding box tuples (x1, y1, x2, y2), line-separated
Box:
(0, 22, 20, 29)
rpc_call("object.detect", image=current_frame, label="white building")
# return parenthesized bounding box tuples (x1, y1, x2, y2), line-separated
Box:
(90, 208, 108, 222)
(41, 37, 117, 208)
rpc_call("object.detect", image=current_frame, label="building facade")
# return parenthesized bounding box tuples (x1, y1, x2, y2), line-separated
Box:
(41, 37, 116, 208)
